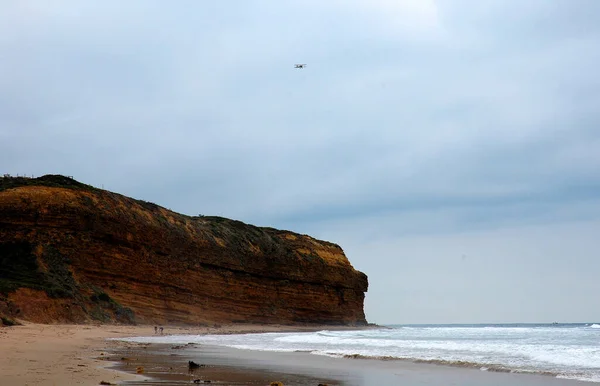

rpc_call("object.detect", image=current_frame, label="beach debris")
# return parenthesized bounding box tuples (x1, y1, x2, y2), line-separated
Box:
(318, 384, 329, 386)
(188, 360, 206, 371)
(270, 382, 284, 386)
(99, 382, 115, 385)
(171, 345, 186, 349)
(136, 366, 144, 374)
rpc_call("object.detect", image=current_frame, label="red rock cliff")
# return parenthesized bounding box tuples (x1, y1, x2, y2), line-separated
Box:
(0, 175, 368, 326)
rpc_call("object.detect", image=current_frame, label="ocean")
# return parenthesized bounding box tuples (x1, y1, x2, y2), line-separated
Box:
(119, 323, 600, 383)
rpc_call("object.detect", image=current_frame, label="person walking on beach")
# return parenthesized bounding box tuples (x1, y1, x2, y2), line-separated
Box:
(159, 326, 164, 335)
(154, 326, 158, 334)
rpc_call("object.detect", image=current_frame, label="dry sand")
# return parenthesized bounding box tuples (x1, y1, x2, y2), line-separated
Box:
(0, 322, 141, 386)
(0, 322, 330, 386)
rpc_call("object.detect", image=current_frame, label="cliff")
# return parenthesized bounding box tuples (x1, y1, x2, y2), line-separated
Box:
(0, 175, 368, 326)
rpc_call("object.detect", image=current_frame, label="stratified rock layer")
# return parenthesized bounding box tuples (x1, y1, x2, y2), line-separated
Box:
(0, 175, 368, 325)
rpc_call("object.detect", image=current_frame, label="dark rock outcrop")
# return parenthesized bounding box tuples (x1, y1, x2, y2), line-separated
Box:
(0, 175, 368, 325)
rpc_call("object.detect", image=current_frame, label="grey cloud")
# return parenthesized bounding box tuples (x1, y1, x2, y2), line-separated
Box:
(2, 0, 600, 323)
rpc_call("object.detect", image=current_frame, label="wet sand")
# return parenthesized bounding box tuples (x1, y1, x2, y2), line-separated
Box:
(109, 343, 340, 385)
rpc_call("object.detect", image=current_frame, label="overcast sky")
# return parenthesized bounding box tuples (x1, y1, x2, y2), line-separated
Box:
(2, 0, 599, 324)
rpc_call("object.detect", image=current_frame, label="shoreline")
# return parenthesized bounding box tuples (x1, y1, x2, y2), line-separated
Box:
(1, 322, 594, 386)
(106, 342, 593, 386)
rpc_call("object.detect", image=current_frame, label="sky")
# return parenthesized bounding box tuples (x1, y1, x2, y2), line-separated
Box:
(1, 0, 599, 324)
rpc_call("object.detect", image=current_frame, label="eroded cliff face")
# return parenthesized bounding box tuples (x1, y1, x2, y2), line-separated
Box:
(0, 175, 368, 326)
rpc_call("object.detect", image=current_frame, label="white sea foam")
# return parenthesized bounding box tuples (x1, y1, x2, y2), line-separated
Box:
(116, 324, 600, 383)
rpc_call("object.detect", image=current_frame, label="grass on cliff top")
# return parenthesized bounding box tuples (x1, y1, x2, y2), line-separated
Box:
(0, 175, 342, 250)
(0, 174, 97, 193)
(1, 175, 164, 214)
(199, 215, 342, 250)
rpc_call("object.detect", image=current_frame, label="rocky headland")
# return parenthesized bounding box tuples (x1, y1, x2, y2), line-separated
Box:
(0, 175, 368, 326)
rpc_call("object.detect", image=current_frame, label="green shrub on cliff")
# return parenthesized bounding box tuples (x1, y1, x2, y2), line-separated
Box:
(0, 242, 136, 324)
(0, 316, 19, 326)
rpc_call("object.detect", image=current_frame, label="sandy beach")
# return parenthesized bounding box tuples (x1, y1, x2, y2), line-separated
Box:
(0, 322, 141, 386)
